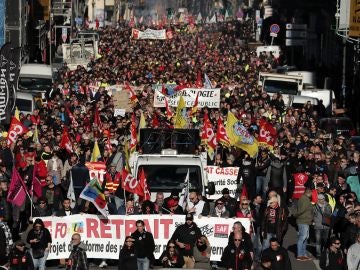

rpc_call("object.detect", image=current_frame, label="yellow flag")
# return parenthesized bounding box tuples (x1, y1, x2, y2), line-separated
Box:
(91, 140, 101, 162)
(225, 112, 258, 157)
(174, 96, 187, 129)
(33, 125, 39, 144)
(138, 112, 146, 141)
(15, 107, 20, 120)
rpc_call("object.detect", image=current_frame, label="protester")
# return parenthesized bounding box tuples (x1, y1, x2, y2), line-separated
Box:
(118, 236, 137, 270)
(0, 218, 13, 265)
(131, 220, 155, 270)
(261, 196, 288, 250)
(66, 233, 88, 270)
(26, 218, 52, 270)
(319, 236, 346, 270)
(221, 232, 253, 270)
(171, 213, 202, 268)
(293, 188, 314, 261)
(8, 240, 34, 270)
(261, 237, 292, 270)
(193, 235, 211, 270)
(347, 230, 360, 270)
(159, 240, 185, 268)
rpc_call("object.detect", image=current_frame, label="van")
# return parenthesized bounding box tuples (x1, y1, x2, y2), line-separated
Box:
(18, 63, 53, 96)
(15, 92, 34, 115)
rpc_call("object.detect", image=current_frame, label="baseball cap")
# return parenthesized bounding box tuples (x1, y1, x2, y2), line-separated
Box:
(185, 213, 194, 221)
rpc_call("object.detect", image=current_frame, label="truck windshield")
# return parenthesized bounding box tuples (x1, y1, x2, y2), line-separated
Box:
(263, 80, 299, 95)
(18, 77, 52, 92)
(139, 165, 202, 192)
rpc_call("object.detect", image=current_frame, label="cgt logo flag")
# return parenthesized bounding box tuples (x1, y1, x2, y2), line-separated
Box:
(80, 178, 109, 217)
(6, 117, 29, 146)
(258, 118, 277, 149)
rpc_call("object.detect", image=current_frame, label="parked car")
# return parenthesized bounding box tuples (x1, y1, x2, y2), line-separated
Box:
(318, 117, 357, 138)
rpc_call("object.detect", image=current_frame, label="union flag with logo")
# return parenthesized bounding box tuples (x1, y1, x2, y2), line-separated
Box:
(258, 118, 277, 149)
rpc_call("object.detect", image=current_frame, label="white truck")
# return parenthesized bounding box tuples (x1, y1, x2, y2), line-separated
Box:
(258, 72, 334, 111)
(129, 129, 215, 201)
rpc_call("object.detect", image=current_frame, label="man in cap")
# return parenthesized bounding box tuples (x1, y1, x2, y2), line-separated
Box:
(171, 213, 202, 268)
(261, 196, 288, 250)
(219, 188, 237, 217)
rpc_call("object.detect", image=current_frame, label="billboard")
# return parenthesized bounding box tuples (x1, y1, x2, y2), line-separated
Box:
(349, 0, 360, 37)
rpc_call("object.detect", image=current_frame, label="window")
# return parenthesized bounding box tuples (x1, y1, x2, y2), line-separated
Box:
(18, 77, 52, 92)
(264, 80, 299, 95)
(15, 99, 32, 112)
(139, 165, 202, 192)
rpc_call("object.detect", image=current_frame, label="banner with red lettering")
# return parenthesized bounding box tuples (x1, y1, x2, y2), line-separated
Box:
(41, 214, 250, 261)
(6, 117, 29, 145)
(207, 166, 240, 200)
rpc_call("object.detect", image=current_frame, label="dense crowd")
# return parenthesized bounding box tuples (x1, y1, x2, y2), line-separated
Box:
(0, 18, 359, 270)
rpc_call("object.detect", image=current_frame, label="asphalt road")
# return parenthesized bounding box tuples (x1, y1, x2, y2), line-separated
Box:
(46, 221, 319, 270)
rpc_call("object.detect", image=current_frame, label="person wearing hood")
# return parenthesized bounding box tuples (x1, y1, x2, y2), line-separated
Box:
(26, 218, 52, 270)
(265, 148, 288, 197)
(8, 240, 34, 270)
(66, 233, 88, 270)
(313, 193, 332, 258)
(171, 213, 202, 268)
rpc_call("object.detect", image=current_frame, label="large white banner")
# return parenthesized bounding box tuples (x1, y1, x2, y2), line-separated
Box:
(207, 166, 240, 200)
(153, 88, 221, 108)
(131, 28, 166, 39)
(42, 214, 250, 261)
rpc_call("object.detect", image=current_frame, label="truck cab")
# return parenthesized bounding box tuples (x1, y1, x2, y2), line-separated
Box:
(129, 129, 215, 201)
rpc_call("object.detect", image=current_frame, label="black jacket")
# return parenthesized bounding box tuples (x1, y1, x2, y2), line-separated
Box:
(56, 207, 79, 217)
(66, 243, 88, 270)
(131, 230, 155, 260)
(319, 248, 346, 270)
(171, 222, 202, 256)
(261, 246, 292, 270)
(118, 247, 138, 270)
(221, 240, 253, 270)
(26, 219, 52, 251)
(9, 247, 34, 270)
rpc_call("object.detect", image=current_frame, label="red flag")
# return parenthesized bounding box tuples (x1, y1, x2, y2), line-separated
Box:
(152, 112, 160, 128)
(258, 119, 277, 149)
(201, 112, 217, 158)
(65, 105, 79, 128)
(195, 70, 203, 88)
(125, 82, 139, 103)
(216, 117, 231, 147)
(164, 97, 173, 119)
(32, 166, 43, 199)
(190, 92, 199, 116)
(94, 107, 103, 130)
(241, 184, 248, 199)
(121, 169, 144, 197)
(311, 189, 318, 204)
(161, 85, 167, 95)
(130, 113, 138, 152)
(138, 168, 151, 201)
(60, 128, 73, 153)
(7, 168, 27, 206)
(6, 117, 29, 146)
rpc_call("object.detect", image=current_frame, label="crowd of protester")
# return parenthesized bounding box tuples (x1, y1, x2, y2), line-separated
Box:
(0, 16, 359, 270)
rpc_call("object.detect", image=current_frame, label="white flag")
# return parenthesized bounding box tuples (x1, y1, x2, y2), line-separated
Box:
(67, 172, 76, 208)
(178, 169, 190, 209)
